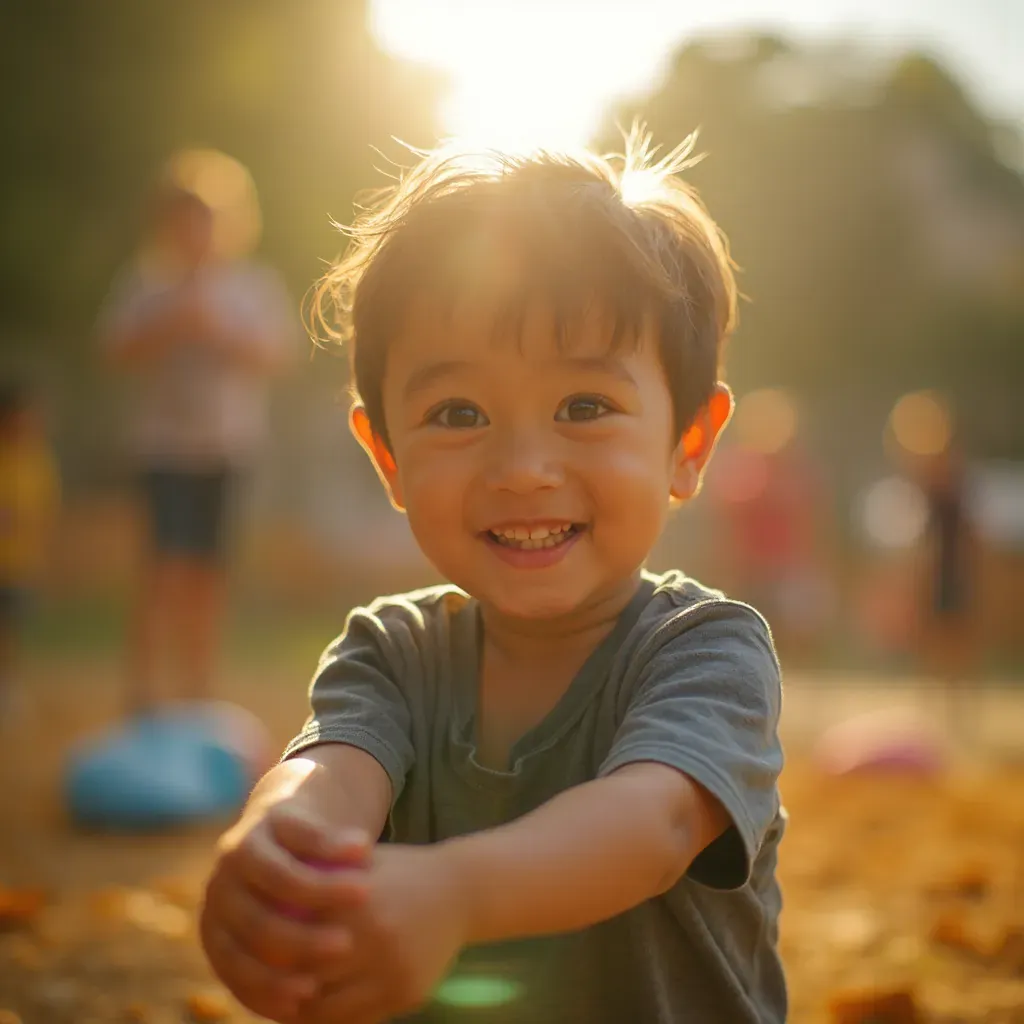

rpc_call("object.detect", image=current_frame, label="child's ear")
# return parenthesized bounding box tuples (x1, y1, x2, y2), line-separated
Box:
(349, 405, 405, 511)
(671, 383, 734, 502)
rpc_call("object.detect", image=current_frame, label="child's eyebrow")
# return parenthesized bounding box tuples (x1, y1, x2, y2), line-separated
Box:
(561, 355, 638, 388)
(402, 359, 472, 401)
(401, 354, 636, 401)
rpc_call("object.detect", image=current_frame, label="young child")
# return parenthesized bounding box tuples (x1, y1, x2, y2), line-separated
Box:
(99, 151, 296, 713)
(0, 382, 60, 712)
(200, 133, 786, 1023)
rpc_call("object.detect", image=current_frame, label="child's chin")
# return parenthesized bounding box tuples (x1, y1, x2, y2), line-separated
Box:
(482, 587, 584, 622)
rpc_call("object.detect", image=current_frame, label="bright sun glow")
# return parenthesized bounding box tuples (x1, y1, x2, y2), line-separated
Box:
(371, 0, 683, 152)
(371, 0, 1020, 153)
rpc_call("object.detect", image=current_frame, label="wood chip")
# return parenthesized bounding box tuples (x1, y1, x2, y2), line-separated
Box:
(828, 987, 920, 1024)
(186, 990, 232, 1022)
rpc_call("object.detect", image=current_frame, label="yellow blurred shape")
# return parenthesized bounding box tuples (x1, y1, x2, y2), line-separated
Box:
(888, 390, 952, 457)
(732, 388, 798, 455)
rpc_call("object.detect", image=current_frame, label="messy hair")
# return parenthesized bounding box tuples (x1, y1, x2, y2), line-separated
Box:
(311, 126, 737, 446)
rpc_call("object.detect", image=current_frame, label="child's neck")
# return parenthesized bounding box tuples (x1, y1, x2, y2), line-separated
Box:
(472, 576, 642, 770)
(479, 575, 641, 667)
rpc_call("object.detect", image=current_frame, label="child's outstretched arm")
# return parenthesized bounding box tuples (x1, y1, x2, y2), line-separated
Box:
(441, 760, 728, 941)
(302, 604, 780, 1023)
(298, 764, 727, 1024)
(200, 743, 391, 1022)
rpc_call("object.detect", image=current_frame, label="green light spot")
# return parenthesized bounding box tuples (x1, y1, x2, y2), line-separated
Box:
(434, 974, 524, 1008)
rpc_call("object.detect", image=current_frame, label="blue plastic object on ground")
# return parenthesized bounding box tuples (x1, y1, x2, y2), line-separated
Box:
(65, 707, 253, 830)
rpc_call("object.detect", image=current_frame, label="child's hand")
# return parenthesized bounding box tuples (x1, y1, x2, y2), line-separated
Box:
(299, 845, 469, 1024)
(199, 798, 373, 1022)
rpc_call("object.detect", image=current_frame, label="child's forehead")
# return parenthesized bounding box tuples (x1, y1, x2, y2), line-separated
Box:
(383, 196, 658, 345)
(396, 289, 651, 362)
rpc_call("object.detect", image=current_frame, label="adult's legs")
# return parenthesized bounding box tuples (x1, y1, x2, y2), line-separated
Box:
(125, 467, 232, 712)
(174, 556, 228, 702)
(167, 467, 232, 703)
(125, 470, 176, 713)
(124, 552, 173, 713)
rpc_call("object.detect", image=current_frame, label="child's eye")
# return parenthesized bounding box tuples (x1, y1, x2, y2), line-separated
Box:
(427, 401, 489, 429)
(555, 395, 614, 423)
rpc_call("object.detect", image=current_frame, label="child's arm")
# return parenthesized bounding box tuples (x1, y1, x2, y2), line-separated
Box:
(297, 764, 726, 1024)
(200, 276, 298, 378)
(200, 743, 391, 1022)
(201, 317, 291, 376)
(302, 603, 780, 1024)
(103, 310, 180, 366)
(246, 742, 392, 843)
(440, 760, 727, 942)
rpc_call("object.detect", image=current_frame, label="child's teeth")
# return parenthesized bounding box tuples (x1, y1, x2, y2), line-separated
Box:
(492, 524, 576, 549)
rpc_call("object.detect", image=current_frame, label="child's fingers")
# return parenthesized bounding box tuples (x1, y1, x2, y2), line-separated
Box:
(216, 878, 354, 970)
(270, 807, 372, 866)
(225, 827, 369, 914)
(200, 915, 316, 1022)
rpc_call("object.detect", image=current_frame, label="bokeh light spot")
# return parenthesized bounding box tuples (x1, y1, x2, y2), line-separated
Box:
(434, 974, 524, 1008)
(888, 390, 952, 458)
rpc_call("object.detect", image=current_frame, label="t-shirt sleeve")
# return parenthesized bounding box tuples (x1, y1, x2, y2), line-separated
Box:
(282, 604, 416, 806)
(598, 600, 783, 891)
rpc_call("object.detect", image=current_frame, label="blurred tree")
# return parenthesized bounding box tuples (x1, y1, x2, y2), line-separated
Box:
(598, 35, 1024, 465)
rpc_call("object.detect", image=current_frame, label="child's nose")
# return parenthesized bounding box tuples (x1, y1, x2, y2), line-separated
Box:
(483, 429, 564, 494)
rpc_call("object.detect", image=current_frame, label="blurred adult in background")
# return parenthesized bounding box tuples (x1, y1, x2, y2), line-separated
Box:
(98, 150, 297, 714)
(0, 381, 60, 714)
(888, 392, 981, 739)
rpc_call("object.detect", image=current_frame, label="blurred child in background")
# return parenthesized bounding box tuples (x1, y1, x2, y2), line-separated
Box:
(98, 150, 297, 714)
(0, 381, 60, 713)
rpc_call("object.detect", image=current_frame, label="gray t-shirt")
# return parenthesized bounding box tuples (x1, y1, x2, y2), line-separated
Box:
(285, 570, 787, 1023)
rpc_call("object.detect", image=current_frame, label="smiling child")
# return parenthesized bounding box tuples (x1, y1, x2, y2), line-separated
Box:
(200, 131, 786, 1024)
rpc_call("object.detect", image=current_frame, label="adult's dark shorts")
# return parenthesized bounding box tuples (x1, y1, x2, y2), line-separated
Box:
(141, 466, 234, 562)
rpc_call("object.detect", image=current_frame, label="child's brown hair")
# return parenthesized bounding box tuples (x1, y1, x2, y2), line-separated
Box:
(312, 128, 737, 448)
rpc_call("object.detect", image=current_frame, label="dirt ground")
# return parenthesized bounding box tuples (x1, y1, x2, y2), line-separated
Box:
(0, 659, 1021, 1024)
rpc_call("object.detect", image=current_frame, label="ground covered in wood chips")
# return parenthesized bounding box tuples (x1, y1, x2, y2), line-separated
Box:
(1, 660, 1021, 1024)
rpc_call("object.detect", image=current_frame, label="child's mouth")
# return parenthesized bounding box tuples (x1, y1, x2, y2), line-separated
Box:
(486, 523, 583, 550)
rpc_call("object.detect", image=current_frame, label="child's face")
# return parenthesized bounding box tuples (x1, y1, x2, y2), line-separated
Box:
(357, 297, 729, 622)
